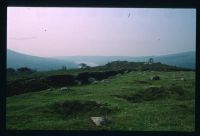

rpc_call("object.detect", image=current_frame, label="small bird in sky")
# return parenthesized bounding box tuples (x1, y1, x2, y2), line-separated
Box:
(42, 27, 47, 32)
(128, 13, 130, 18)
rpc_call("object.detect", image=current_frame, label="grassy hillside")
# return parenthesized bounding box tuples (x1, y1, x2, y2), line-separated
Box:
(7, 49, 78, 71)
(155, 51, 195, 69)
(6, 70, 195, 131)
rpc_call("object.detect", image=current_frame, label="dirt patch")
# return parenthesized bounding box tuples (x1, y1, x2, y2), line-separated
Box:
(45, 100, 113, 116)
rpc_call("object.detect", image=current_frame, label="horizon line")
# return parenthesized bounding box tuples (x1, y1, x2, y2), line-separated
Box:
(7, 48, 195, 59)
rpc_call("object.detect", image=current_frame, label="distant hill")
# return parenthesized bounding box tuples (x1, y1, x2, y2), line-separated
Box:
(7, 49, 78, 71)
(55, 51, 195, 69)
(154, 51, 195, 69)
(7, 49, 195, 71)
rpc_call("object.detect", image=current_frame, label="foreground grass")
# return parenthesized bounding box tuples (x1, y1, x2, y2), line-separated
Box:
(6, 71, 195, 131)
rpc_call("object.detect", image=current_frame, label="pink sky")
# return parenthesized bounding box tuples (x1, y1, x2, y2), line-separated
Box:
(7, 7, 196, 57)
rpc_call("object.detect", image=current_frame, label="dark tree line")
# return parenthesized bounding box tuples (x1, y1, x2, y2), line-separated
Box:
(7, 67, 36, 74)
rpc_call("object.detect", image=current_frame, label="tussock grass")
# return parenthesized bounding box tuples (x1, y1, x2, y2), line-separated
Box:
(6, 71, 195, 131)
(44, 100, 113, 116)
(114, 85, 187, 103)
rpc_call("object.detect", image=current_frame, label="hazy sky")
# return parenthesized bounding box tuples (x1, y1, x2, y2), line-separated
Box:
(7, 7, 196, 57)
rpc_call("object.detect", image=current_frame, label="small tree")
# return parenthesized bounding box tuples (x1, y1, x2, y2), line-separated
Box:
(62, 66, 67, 71)
(17, 67, 35, 73)
(7, 68, 16, 75)
(148, 58, 154, 64)
(79, 63, 89, 69)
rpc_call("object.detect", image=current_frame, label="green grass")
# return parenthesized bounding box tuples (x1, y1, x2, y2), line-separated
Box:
(6, 71, 195, 131)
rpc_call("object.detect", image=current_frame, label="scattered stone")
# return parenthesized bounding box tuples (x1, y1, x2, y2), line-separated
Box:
(46, 88, 52, 91)
(92, 81, 98, 84)
(60, 87, 69, 91)
(88, 77, 97, 83)
(101, 80, 105, 83)
(142, 72, 146, 75)
(180, 77, 185, 81)
(173, 77, 185, 81)
(75, 80, 82, 85)
(101, 79, 110, 83)
(90, 117, 105, 126)
(124, 70, 129, 74)
(150, 76, 160, 80)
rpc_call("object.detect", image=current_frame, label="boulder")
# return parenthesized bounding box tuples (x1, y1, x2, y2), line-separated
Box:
(60, 87, 70, 91)
(88, 77, 97, 83)
(46, 88, 52, 91)
(180, 77, 185, 81)
(74, 80, 82, 85)
(101, 79, 110, 83)
(90, 117, 105, 126)
(124, 70, 129, 74)
(75, 70, 125, 84)
(92, 81, 98, 84)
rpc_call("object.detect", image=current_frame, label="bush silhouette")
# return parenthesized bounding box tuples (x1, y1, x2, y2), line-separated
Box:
(7, 68, 16, 75)
(17, 67, 36, 73)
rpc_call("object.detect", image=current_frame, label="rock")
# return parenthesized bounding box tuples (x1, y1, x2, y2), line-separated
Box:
(101, 80, 105, 83)
(75, 80, 82, 85)
(180, 77, 185, 81)
(173, 77, 185, 81)
(150, 76, 160, 80)
(46, 88, 52, 91)
(90, 117, 105, 126)
(92, 81, 98, 84)
(101, 79, 110, 83)
(88, 77, 97, 83)
(60, 87, 69, 91)
(124, 70, 129, 74)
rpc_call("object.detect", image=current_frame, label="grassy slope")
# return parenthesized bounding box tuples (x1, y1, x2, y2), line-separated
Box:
(6, 71, 195, 131)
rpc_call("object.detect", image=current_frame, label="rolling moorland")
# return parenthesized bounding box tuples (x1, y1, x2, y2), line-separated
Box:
(6, 61, 195, 131)
(7, 49, 78, 71)
(7, 49, 195, 70)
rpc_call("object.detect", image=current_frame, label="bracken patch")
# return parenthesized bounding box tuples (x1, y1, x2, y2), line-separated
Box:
(115, 85, 186, 103)
(44, 100, 113, 116)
